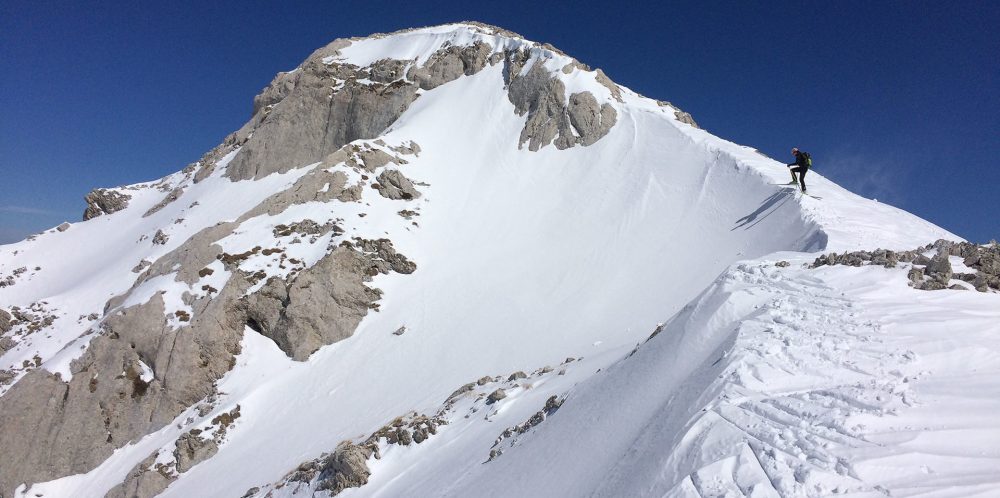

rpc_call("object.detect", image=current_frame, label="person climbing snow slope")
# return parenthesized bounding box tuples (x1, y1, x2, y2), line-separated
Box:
(787, 147, 811, 193)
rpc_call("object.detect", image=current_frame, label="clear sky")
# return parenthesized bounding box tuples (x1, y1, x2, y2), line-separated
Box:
(2, 1, 998, 244)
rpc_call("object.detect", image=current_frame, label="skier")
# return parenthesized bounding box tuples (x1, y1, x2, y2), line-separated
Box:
(786, 147, 811, 193)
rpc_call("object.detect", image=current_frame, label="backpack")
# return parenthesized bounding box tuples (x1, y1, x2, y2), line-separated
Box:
(801, 151, 812, 167)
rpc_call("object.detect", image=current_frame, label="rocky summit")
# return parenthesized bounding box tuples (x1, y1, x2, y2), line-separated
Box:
(1, 23, 998, 498)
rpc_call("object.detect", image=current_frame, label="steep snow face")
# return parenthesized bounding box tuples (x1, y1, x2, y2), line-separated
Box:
(0, 22, 965, 498)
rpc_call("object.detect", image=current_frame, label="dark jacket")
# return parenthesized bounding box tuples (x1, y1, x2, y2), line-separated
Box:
(788, 151, 810, 169)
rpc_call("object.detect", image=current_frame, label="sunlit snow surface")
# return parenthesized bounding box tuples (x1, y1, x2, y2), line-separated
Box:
(4, 23, 993, 498)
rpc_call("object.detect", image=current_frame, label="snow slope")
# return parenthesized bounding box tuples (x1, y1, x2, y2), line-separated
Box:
(3, 23, 991, 498)
(435, 255, 1000, 497)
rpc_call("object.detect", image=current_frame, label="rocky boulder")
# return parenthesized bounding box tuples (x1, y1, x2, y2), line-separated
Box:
(242, 238, 415, 360)
(926, 251, 953, 284)
(104, 453, 175, 498)
(174, 430, 220, 473)
(374, 169, 421, 200)
(315, 442, 372, 494)
(82, 188, 131, 220)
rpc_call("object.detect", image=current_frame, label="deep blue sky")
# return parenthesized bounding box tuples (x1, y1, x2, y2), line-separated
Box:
(2, 1, 998, 244)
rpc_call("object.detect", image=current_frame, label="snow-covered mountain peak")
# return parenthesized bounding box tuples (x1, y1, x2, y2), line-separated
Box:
(1, 22, 994, 498)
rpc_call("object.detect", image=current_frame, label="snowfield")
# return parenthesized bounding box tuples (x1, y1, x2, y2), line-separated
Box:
(1, 22, 996, 498)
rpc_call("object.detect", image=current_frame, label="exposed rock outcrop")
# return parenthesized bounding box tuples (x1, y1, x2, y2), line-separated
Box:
(0, 280, 246, 496)
(488, 395, 565, 461)
(242, 238, 415, 360)
(225, 39, 421, 182)
(408, 41, 492, 90)
(0, 337, 16, 354)
(314, 442, 372, 494)
(374, 169, 421, 200)
(152, 229, 169, 245)
(247, 410, 445, 497)
(246, 363, 568, 497)
(810, 240, 1000, 292)
(144, 187, 185, 217)
(104, 453, 175, 498)
(486, 388, 507, 404)
(506, 56, 616, 151)
(174, 430, 220, 473)
(83, 188, 132, 220)
(224, 33, 619, 182)
(656, 100, 700, 129)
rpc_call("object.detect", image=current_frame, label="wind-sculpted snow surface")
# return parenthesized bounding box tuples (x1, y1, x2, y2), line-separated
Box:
(431, 256, 1000, 497)
(0, 22, 977, 498)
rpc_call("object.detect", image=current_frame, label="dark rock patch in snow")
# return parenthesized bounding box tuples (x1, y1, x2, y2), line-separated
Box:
(488, 395, 565, 461)
(373, 169, 421, 200)
(810, 240, 1000, 292)
(144, 187, 185, 218)
(506, 53, 617, 151)
(82, 188, 132, 220)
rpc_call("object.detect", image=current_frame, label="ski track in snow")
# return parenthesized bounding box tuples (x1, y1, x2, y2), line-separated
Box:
(2, 23, 994, 498)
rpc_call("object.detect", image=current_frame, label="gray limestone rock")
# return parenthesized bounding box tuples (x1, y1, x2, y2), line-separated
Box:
(507, 60, 572, 151)
(353, 238, 417, 274)
(56, 222, 71, 232)
(674, 110, 699, 128)
(918, 280, 947, 291)
(507, 57, 616, 151)
(655, 100, 700, 129)
(955, 272, 978, 282)
(487, 388, 507, 404)
(144, 188, 185, 217)
(977, 250, 1000, 276)
(104, 453, 175, 498)
(252, 70, 299, 116)
(83, 188, 132, 220)
(225, 54, 419, 182)
(567, 92, 618, 147)
(0, 369, 15, 387)
(0, 280, 246, 496)
(174, 430, 220, 473)
(368, 58, 409, 83)
(907, 267, 924, 284)
(152, 229, 169, 245)
(357, 148, 397, 171)
(593, 69, 624, 102)
(315, 442, 372, 494)
(0, 308, 10, 333)
(375, 169, 421, 200)
(926, 252, 953, 283)
(0, 336, 16, 354)
(408, 41, 492, 90)
(242, 246, 385, 361)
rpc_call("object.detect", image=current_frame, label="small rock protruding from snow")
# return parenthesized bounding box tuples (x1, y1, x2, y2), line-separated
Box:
(486, 388, 507, 404)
